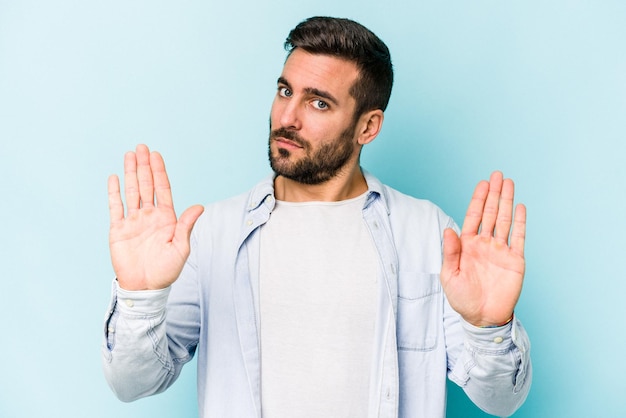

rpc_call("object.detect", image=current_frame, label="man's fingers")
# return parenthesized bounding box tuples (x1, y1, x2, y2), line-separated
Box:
(124, 151, 139, 212)
(136, 144, 155, 208)
(479, 171, 503, 238)
(440, 228, 461, 285)
(510, 203, 527, 257)
(173, 205, 205, 250)
(151, 151, 174, 209)
(461, 180, 488, 237)
(108, 174, 124, 223)
(494, 178, 515, 243)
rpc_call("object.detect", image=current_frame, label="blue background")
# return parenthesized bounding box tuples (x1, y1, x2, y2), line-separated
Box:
(1, 1, 624, 417)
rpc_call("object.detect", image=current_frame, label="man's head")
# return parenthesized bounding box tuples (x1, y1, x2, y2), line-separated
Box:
(284, 16, 393, 120)
(268, 17, 393, 186)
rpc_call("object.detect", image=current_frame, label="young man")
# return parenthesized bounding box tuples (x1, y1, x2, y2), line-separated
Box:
(103, 17, 531, 418)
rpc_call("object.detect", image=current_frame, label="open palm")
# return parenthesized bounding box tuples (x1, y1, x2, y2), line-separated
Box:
(440, 172, 526, 327)
(108, 145, 204, 291)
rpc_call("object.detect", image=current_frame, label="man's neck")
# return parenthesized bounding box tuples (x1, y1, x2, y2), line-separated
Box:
(273, 165, 368, 202)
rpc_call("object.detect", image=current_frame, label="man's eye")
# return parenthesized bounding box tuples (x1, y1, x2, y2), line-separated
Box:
(279, 87, 292, 97)
(312, 99, 328, 110)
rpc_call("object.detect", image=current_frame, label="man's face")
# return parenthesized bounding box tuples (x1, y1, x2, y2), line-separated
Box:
(268, 49, 361, 185)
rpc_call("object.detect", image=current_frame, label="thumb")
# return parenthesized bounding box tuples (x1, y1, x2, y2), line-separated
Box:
(441, 228, 461, 281)
(173, 204, 205, 249)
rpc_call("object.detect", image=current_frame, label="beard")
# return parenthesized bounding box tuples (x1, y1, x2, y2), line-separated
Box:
(268, 123, 357, 185)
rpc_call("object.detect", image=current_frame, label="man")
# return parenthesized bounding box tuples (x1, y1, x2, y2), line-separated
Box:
(103, 16, 531, 417)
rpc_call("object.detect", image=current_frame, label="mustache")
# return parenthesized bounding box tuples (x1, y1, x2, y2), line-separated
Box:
(270, 127, 307, 148)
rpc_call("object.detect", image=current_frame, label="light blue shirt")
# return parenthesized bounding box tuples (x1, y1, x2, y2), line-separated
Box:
(102, 171, 531, 417)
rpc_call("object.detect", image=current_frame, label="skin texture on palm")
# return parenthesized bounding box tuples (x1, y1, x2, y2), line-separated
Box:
(108, 144, 204, 291)
(441, 171, 526, 327)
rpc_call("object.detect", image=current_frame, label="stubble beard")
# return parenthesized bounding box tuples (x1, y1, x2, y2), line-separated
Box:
(268, 123, 357, 185)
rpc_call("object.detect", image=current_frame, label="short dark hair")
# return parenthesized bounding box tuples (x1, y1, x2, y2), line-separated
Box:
(284, 16, 394, 118)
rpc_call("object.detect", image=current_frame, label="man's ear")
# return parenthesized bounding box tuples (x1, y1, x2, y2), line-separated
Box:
(356, 109, 384, 145)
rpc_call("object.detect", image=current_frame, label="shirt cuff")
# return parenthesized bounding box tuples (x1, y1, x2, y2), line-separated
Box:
(114, 280, 171, 315)
(461, 316, 515, 352)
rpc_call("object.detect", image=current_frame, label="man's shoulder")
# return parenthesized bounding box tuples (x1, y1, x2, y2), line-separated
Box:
(197, 175, 274, 223)
(206, 175, 274, 208)
(383, 184, 450, 220)
(381, 183, 434, 206)
(365, 172, 444, 213)
(365, 172, 455, 230)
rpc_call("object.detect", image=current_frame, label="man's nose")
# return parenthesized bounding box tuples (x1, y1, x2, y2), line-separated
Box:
(278, 99, 302, 130)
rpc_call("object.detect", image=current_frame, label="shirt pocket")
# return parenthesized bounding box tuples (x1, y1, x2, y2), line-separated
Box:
(396, 272, 441, 351)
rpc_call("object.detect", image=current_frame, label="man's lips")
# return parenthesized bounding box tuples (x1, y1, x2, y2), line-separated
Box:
(274, 137, 304, 149)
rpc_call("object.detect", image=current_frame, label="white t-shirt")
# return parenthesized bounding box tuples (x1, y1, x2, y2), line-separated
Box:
(260, 193, 378, 417)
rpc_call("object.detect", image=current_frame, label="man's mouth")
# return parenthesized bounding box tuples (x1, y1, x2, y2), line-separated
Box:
(271, 127, 305, 147)
(274, 137, 304, 149)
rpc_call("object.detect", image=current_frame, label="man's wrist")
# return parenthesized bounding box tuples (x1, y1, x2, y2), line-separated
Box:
(479, 312, 514, 328)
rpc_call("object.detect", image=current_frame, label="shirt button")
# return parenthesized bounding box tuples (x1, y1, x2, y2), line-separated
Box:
(108, 327, 115, 333)
(124, 299, 134, 308)
(493, 336, 504, 344)
(246, 220, 253, 226)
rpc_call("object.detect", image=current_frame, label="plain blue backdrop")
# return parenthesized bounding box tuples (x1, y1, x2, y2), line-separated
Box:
(1, 1, 624, 417)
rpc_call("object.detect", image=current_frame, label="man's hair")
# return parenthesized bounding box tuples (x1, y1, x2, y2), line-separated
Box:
(284, 16, 394, 119)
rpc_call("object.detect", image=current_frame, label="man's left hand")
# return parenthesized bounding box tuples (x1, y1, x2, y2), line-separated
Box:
(440, 171, 526, 327)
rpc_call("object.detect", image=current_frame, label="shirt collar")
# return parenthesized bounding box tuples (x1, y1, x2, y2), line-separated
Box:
(246, 169, 390, 215)
(246, 173, 276, 213)
(363, 169, 390, 215)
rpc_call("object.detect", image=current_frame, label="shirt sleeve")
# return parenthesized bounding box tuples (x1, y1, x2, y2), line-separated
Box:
(101, 280, 176, 401)
(448, 314, 532, 417)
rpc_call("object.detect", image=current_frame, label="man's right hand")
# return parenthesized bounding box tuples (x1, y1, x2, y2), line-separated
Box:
(108, 144, 204, 291)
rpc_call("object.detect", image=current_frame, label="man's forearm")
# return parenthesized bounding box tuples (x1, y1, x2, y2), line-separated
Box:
(449, 317, 532, 417)
(102, 282, 179, 402)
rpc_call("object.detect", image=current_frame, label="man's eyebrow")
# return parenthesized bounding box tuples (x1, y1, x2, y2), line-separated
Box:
(277, 76, 291, 88)
(277, 77, 339, 106)
(305, 87, 338, 106)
